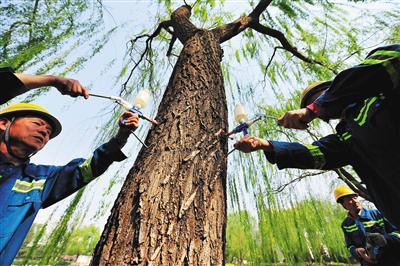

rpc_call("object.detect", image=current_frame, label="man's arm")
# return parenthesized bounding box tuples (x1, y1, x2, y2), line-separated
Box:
(41, 112, 139, 207)
(277, 44, 400, 129)
(234, 134, 350, 170)
(310, 44, 400, 120)
(0, 67, 89, 105)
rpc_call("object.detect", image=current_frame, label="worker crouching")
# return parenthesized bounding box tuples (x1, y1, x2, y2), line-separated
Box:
(334, 186, 400, 265)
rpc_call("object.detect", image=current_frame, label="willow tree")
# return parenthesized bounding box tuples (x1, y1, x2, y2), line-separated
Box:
(0, 0, 112, 101)
(91, 1, 345, 265)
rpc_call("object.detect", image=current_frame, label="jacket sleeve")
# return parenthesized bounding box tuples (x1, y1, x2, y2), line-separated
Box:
(41, 138, 127, 207)
(264, 134, 350, 170)
(342, 225, 360, 260)
(381, 214, 400, 245)
(0, 67, 29, 104)
(308, 44, 400, 120)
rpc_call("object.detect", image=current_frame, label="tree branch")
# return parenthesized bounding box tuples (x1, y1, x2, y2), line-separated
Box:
(251, 22, 337, 74)
(272, 171, 326, 193)
(121, 20, 172, 95)
(214, 0, 273, 43)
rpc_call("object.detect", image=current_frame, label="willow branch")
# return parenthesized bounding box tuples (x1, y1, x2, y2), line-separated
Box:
(121, 20, 173, 95)
(215, 0, 273, 43)
(335, 168, 371, 201)
(272, 171, 326, 193)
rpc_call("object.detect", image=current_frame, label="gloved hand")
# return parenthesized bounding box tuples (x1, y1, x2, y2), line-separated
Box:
(367, 233, 387, 247)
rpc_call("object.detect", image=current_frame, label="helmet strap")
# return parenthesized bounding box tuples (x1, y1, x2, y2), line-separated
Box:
(3, 117, 36, 161)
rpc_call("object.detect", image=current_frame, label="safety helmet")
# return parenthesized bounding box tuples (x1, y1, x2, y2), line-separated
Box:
(0, 103, 62, 138)
(300, 81, 332, 108)
(334, 186, 358, 203)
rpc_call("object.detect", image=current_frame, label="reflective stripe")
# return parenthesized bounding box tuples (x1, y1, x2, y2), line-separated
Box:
(0, 175, 2, 179)
(383, 59, 400, 87)
(79, 158, 94, 182)
(361, 49, 400, 87)
(372, 50, 400, 58)
(362, 218, 383, 228)
(304, 144, 326, 169)
(340, 132, 352, 141)
(354, 97, 378, 126)
(343, 224, 357, 230)
(354, 98, 369, 122)
(358, 97, 378, 126)
(344, 226, 358, 233)
(391, 232, 400, 238)
(12, 179, 46, 193)
(361, 58, 384, 65)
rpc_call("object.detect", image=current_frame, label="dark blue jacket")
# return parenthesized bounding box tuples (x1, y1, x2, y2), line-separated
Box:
(0, 68, 127, 265)
(265, 44, 400, 229)
(341, 208, 400, 265)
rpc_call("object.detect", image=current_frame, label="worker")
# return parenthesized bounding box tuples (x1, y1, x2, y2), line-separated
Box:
(0, 68, 139, 265)
(234, 44, 400, 228)
(334, 186, 400, 265)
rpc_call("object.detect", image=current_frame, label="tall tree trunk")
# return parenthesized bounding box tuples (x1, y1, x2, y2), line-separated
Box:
(92, 7, 228, 266)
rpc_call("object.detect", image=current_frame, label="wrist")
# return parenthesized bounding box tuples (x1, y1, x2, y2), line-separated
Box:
(260, 139, 273, 152)
(45, 75, 58, 87)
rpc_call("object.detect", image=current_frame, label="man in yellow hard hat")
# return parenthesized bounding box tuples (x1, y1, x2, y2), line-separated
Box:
(334, 186, 400, 266)
(234, 44, 400, 230)
(0, 68, 139, 265)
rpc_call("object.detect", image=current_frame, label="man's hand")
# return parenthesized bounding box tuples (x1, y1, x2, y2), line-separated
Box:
(114, 112, 140, 148)
(234, 136, 272, 153)
(15, 73, 89, 99)
(277, 108, 317, 129)
(51, 76, 89, 99)
(356, 248, 377, 264)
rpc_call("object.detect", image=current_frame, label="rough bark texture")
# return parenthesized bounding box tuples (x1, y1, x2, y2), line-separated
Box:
(91, 7, 228, 266)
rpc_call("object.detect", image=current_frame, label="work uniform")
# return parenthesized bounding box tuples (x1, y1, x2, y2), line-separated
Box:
(0, 68, 127, 265)
(265, 44, 400, 227)
(341, 208, 400, 265)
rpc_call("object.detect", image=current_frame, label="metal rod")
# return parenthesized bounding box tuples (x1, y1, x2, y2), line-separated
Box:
(89, 93, 112, 100)
(130, 130, 148, 148)
(227, 148, 236, 155)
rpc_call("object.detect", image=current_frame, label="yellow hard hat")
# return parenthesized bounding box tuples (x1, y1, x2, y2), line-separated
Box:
(334, 186, 358, 203)
(300, 80, 332, 108)
(0, 103, 62, 138)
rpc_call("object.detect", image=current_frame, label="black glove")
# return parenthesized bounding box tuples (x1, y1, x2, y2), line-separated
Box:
(367, 233, 387, 247)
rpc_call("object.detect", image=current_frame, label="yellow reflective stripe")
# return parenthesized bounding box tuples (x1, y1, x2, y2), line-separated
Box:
(12, 179, 46, 193)
(358, 97, 378, 126)
(79, 158, 94, 182)
(343, 223, 357, 229)
(390, 232, 400, 238)
(362, 218, 384, 228)
(341, 132, 352, 141)
(0, 175, 3, 179)
(382, 59, 400, 87)
(304, 144, 326, 169)
(344, 227, 358, 233)
(354, 98, 369, 122)
(361, 58, 384, 65)
(372, 50, 400, 58)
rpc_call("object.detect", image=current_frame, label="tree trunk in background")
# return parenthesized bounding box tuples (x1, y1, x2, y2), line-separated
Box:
(92, 6, 228, 265)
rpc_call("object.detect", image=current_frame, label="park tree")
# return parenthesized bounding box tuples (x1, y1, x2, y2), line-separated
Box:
(3, 0, 398, 265)
(90, 0, 399, 265)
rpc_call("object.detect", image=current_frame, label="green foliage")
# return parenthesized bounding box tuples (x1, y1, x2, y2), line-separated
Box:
(226, 200, 350, 264)
(0, 0, 109, 101)
(64, 225, 101, 256)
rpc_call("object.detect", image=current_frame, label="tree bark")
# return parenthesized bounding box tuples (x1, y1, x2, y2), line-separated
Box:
(91, 6, 228, 266)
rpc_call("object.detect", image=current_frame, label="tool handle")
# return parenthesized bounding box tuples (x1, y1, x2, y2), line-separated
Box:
(128, 107, 158, 125)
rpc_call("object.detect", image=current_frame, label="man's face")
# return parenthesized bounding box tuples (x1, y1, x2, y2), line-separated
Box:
(341, 194, 362, 214)
(2, 116, 53, 152)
